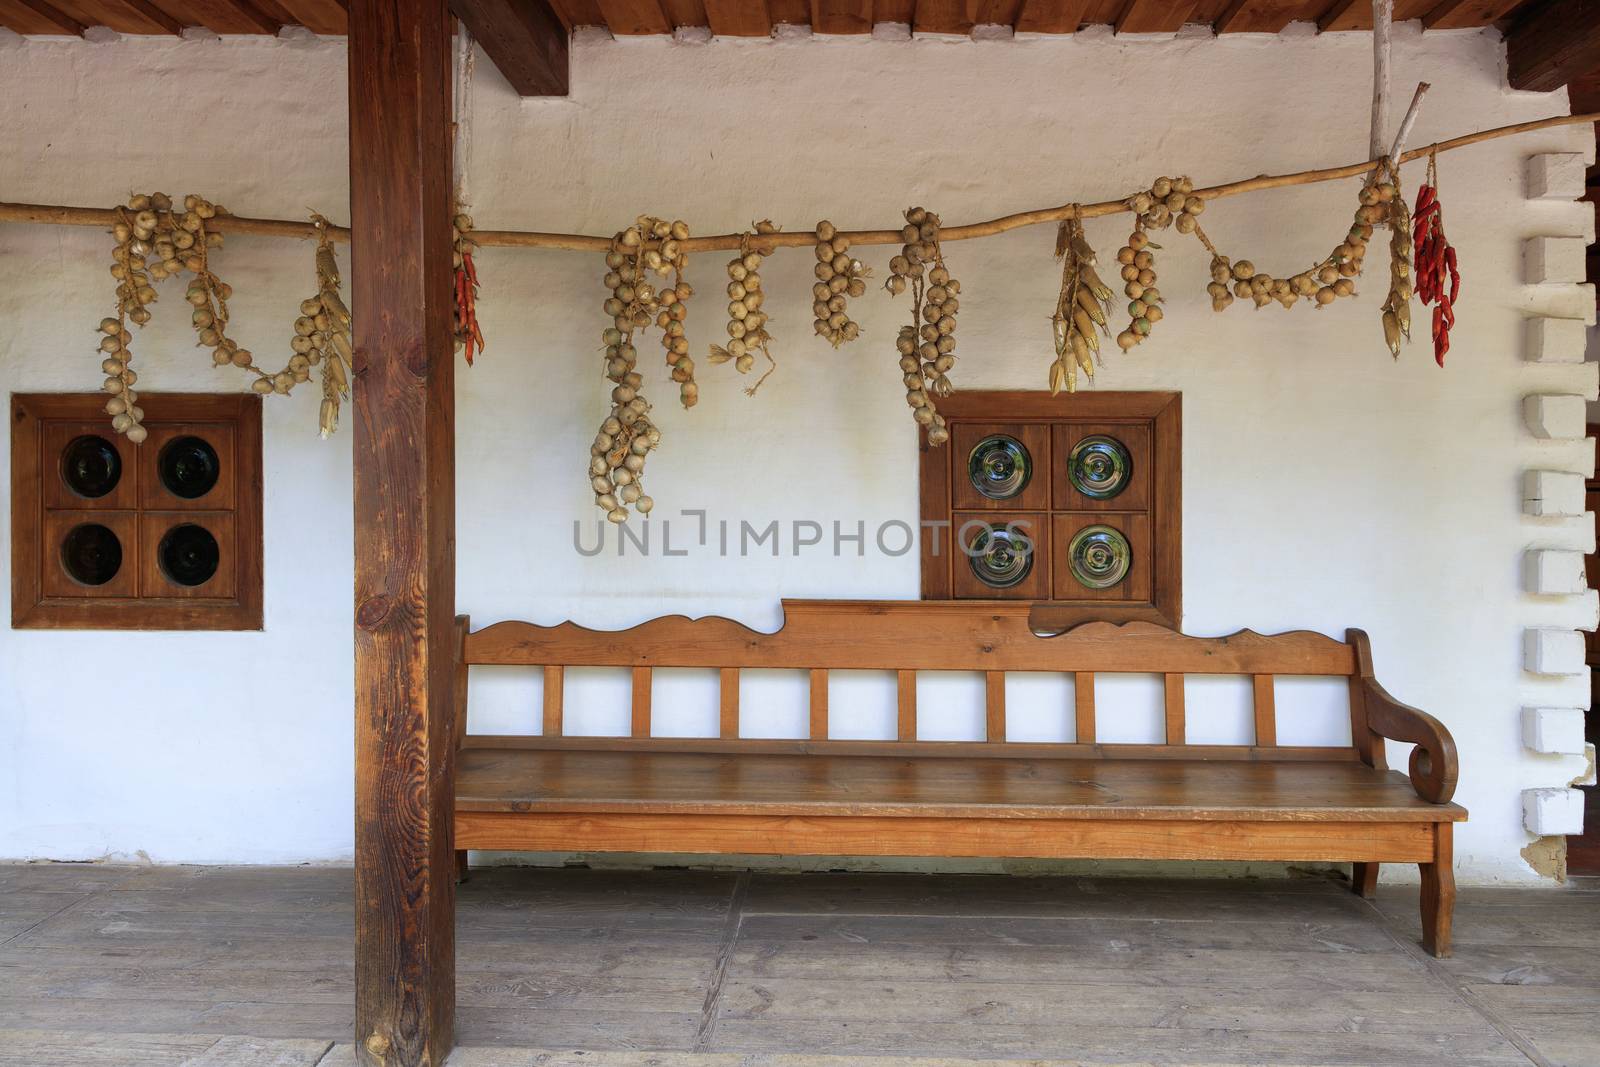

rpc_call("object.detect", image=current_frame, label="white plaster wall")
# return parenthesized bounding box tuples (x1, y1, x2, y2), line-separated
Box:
(0, 26, 1591, 880)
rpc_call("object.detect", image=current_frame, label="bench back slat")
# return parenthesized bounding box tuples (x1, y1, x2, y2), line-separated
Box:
(463, 600, 1357, 676)
(1163, 673, 1185, 744)
(809, 668, 829, 740)
(459, 600, 1363, 762)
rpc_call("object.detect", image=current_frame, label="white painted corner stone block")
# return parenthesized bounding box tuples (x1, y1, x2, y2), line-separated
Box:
(1524, 628, 1587, 674)
(1522, 787, 1585, 835)
(1525, 237, 1589, 285)
(1524, 549, 1588, 594)
(1525, 317, 1589, 363)
(1523, 470, 1587, 516)
(1526, 154, 1589, 201)
(1523, 707, 1589, 754)
(1523, 394, 1588, 439)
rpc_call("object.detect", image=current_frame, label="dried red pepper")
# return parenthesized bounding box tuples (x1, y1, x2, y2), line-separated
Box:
(453, 214, 486, 365)
(1412, 154, 1459, 367)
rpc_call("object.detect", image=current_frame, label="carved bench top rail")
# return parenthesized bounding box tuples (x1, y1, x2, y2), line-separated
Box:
(462, 599, 1357, 676)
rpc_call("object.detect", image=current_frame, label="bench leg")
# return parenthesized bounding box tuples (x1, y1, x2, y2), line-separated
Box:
(1351, 862, 1379, 898)
(1419, 824, 1454, 958)
(455, 849, 470, 884)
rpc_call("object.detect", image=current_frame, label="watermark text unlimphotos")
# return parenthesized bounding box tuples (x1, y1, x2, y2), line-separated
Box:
(572, 509, 1035, 559)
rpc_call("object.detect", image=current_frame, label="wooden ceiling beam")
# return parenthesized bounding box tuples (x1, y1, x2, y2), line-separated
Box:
(452, 0, 568, 95)
(14, 0, 85, 32)
(1507, 0, 1600, 93)
(1116, 0, 1197, 31)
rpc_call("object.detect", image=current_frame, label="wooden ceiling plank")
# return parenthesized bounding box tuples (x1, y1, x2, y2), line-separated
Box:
(544, 0, 604, 25)
(811, 0, 871, 29)
(874, 0, 915, 24)
(14, 0, 84, 31)
(272, 0, 347, 32)
(1421, 0, 1521, 27)
(1014, 0, 1091, 28)
(767, 0, 809, 25)
(1314, 0, 1359, 29)
(593, 0, 670, 31)
(1215, 0, 1303, 31)
(452, 0, 567, 95)
(0, 0, 63, 29)
(116, 0, 185, 31)
(1507, 0, 1600, 92)
(976, 0, 1024, 23)
(220, 0, 282, 30)
(913, 0, 975, 32)
(702, 0, 769, 33)
(1116, 0, 1198, 31)
(657, 0, 705, 26)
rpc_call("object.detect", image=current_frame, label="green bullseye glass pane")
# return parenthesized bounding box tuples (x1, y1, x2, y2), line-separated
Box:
(968, 523, 1034, 589)
(1068, 524, 1131, 589)
(967, 435, 1031, 500)
(1068, 434, 1131, 500)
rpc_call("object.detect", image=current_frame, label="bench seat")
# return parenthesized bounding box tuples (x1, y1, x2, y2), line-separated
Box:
(457, 746, 1468, 823)
(452, 604, 1465, 955)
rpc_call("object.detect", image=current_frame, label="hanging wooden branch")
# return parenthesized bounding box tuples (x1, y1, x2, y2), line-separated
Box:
(8, 112, 1590, 254)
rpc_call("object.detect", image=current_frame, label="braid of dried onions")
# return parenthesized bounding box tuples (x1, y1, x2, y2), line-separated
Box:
(1190, 176, 1384, 314)
(102, 192, 232, 442)
(811, 220, 868, 347)
(887, 207, 958, 446)
(590, 216, 693, 522)
(709, 220, 779, 394)
(1050, 217, 1112, 394)
(258, 218, 352, 436)
(1110, 177, 1199, 351)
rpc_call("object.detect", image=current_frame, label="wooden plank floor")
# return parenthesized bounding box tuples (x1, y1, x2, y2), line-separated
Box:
(0, 863, 1595, 1066)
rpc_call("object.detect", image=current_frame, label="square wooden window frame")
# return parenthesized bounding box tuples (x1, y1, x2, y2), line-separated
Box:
(11, 393, 263, 631)
(919, 389, 1181, 630)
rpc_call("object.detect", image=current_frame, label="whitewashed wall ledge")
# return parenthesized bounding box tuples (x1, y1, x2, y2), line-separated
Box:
(1523, 788, 1587, 836)
(1523, 707, 1589, 755)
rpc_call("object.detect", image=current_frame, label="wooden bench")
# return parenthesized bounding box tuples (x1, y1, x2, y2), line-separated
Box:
(452, 600, 1465, 956)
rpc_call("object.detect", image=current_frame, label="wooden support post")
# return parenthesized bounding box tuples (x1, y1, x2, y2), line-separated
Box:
(348, 0, 458, 1061)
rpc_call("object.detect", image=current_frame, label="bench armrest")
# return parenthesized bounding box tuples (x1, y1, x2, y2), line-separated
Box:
(1347, 628, 1458, 805)
(1360, 675, 1459, 804)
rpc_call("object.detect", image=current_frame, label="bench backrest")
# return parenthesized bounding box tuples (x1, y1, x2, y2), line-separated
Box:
(457, 600, 1379, 763)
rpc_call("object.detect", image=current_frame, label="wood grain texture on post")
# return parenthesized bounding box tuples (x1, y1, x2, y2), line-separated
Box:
(348, 0, 459, 1062)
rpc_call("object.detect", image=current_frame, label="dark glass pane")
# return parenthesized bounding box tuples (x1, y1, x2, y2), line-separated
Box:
(967, 435, 1031, 500)
(61, 523, 122, 586)
(968, 523, 1033, 589)
(158, 523, 220, 587)
(61, 435, 122, 498)
(158, 436, 221, 500)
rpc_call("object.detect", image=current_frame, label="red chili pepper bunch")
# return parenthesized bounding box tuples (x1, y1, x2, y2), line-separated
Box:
(453, 213, 486, 365)
(1412, 162, 1459, 367)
